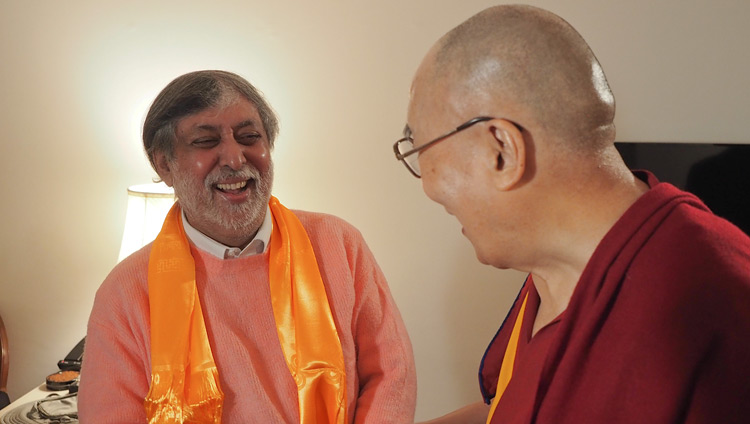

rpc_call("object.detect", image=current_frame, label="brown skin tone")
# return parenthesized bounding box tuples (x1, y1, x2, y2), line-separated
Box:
(410, 5, 648, 424)
(154, 96, 274, 248)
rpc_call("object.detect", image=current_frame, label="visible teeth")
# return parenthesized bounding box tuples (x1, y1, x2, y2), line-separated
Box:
(217, 181, 247, 191)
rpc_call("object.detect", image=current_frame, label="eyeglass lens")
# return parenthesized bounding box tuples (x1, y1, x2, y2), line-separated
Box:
(397, 140, 421, 176)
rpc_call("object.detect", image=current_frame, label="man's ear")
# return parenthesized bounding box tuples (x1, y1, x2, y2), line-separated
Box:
(487, 119, 525, 190)
(154, 151, 174, 187)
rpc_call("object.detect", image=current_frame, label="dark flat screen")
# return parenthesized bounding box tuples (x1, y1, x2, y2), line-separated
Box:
(615, 142, 750, 236)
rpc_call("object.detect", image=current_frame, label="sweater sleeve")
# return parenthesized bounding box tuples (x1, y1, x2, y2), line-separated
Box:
(78, 249, 152, 423)
(348, 230, 417, 424)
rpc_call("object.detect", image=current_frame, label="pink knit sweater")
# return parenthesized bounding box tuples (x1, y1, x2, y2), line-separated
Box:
(79, 210, 416, 423)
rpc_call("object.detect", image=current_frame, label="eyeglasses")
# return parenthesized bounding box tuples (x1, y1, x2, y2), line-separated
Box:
(393, 116, 495, 178)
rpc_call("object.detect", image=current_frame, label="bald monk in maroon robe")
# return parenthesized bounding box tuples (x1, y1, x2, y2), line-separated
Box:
(391, 4, 750, 423)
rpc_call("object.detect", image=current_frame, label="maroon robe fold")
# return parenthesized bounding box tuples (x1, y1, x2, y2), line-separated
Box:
(480, 171, 750, 423)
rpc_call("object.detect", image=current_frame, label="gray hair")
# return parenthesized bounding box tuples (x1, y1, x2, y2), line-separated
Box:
(142, 70, 280, 171)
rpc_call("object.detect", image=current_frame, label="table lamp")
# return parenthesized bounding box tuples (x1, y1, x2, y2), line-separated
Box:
(117, 182, 176, 262)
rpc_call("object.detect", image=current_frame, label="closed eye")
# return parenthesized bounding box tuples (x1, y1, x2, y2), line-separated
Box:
(192, 138, 220, 148)
(237, 133, 262, 145)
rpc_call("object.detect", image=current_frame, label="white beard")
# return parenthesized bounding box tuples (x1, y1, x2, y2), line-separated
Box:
(169, 160, 274, 241)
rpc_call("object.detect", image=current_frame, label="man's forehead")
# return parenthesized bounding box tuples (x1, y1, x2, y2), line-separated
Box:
(405, 77, 444, 137)
(405, 77, 428, 137)
(407, 49, 465, 139)
(178, 98, 262, 131)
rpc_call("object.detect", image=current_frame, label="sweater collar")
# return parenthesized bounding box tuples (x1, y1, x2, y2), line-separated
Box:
(181, 205, 273, 259)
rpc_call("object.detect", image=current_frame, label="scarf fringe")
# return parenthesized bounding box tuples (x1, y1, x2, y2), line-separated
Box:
(144, 367, 224, 424)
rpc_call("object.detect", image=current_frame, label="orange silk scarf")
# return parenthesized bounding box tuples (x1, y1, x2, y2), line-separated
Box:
(145, 204, 223, 423)
(486, 293, 529, 424)
(268, 196, 347, 424)
(145, 197, 346, 424)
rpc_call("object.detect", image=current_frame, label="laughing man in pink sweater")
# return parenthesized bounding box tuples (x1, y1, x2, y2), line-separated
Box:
(79, 70, 416, 424)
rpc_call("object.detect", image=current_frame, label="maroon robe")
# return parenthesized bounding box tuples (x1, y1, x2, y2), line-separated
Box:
(480, 171, 750, 423)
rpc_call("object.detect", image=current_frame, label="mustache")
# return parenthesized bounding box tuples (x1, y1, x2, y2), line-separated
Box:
(204, 165, 262, 187)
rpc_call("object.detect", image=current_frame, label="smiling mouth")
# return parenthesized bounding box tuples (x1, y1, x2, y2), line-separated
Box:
(215, 180, 251, 194)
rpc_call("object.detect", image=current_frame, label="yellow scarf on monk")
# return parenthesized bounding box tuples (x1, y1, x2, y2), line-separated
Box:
(145, 196, 347, 424)
(486, 293, 529, 424)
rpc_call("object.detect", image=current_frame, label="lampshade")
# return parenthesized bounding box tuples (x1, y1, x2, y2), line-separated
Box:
(117, 182, 176, 262)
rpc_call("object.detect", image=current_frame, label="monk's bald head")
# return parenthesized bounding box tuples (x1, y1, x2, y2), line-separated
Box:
(424, 5, 616, 151)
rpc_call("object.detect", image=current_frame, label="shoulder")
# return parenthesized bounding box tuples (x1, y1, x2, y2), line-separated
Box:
(630, 199, 750, 326)
(292, 209, 366, 243)
(290, 209, 379, 272)
(631, 182, 750, 274)
(669, 204, 750, 301)
(657, 201, 750, 272)
(92, 244, 152, 318)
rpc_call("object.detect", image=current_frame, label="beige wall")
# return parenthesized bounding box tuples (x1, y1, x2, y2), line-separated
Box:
(0, 0, 747, 420)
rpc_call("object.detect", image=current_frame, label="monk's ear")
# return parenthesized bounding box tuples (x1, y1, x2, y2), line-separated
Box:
(487, 119, 525, 190)
(154, 151, 175, 187)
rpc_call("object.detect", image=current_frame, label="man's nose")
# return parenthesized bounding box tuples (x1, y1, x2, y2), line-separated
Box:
(218, 138, 247, 170)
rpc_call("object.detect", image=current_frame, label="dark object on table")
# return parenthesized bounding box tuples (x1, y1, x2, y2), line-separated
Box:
(55, 339, 84, 373)
(45, 372, 79, 392)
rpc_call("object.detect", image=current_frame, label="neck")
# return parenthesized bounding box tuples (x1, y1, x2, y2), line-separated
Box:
(527, 147, 649, 336)
(529, 272, 576, 337)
